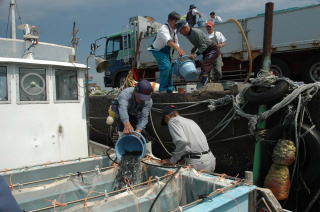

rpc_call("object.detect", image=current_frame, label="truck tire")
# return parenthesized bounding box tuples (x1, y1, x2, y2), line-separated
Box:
(254, 57, 291, 78)
(303, 55, 320, 83)
(115, 72, 128, 88)
(244, 80, 289, 104)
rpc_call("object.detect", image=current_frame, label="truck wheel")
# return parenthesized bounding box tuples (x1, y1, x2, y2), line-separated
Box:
(244, 80, 289, 104)
(254, 57, 290, 78)
(303, 55, 320, 83)
(115, 72, 128, 88)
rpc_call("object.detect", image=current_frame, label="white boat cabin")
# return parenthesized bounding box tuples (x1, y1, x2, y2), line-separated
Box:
(0, 38, 89, 170)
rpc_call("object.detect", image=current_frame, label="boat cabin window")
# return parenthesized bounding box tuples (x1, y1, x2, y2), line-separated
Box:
(0, 66, 8, 101)
(55, 70, 78, 101)
(19, 68, 47, 101)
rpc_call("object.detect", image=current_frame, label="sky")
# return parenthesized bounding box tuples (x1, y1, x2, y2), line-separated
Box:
(0, 0, 319, 64)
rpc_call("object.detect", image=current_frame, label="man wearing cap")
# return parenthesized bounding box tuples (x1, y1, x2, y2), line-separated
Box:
(206, 21, 226, 81)
(186, 4, 202, 27)
(209, 11, 223, 23)
(114, 80, 153, 135)
(112, 80, 154, 156)
(176, 20, 221, 84)
(160, 105, 215, 171)
(150, 11, 185, 93)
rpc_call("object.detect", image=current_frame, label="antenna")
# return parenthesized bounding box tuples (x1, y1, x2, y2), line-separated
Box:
(71, 21, 79, 59)
(10, 0, 16, 39)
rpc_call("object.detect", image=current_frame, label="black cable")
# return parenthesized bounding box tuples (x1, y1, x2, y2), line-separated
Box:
(149, 166, 182, 212)
(105, 148, 118, 165)
(305, 186, 320, 212)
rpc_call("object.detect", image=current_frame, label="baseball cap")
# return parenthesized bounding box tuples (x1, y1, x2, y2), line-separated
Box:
(189, 4, 196, 9)
(206, 21, 215, 27)
(135, 80, 152, 101)
(176, 20, 188, 33)
(168, 11, 181, 21)
(161, 105, 177, 125)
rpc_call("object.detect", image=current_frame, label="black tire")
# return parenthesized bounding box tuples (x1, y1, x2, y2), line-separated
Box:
(303, 55, 320, 83)
(254, 57, 291, 78)
(115, 72, 128, 88)
(244, 80, 289, 104)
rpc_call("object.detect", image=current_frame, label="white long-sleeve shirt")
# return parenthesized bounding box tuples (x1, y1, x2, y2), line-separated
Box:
(209, 15, 223, 23)
(208, 31, 227, 44)
(152, 23, 179, 51)
(168, 116, 211, 163)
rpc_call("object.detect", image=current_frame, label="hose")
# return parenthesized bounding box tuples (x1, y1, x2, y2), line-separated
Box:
(149, 166, 182, 212)
(228, 18, 253, 83)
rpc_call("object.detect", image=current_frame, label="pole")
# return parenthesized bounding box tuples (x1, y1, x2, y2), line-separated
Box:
(253, 2, 274, 185)
(85, 55, 94, 148)
(261, 2, 274, 73)
(10, 0, 16, 39)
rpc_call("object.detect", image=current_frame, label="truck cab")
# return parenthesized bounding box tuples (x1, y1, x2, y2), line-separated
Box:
(97, 31, 134, 87)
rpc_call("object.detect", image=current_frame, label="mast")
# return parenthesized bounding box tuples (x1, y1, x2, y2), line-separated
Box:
(71, 21, 79, 61)
(10, 0, 16, 39)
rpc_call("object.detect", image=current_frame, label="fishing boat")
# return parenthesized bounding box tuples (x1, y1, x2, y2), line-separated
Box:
(0, 1, 315, 212)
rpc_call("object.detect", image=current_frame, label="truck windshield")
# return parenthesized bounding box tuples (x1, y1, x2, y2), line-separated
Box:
(106, 37, 121, 55)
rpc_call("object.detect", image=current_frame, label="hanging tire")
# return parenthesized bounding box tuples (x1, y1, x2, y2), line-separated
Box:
(254, 57, 291, 78)
(303, 55, 320, 83)
(244, 80, 289, 104)
(262, 124, 320, 187)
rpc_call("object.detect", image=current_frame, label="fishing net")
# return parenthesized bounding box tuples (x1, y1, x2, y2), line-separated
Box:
(58, 168, 223, 212)
(10, 159, 234, 212)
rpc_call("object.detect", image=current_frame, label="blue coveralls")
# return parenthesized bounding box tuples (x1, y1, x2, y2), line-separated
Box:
(151, 46, 174, 93)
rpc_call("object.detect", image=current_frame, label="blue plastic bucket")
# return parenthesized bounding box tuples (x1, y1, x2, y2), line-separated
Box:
(197, 20, 206, 27)
(115, 132, 147, 160)
(173, 56, 199, 81)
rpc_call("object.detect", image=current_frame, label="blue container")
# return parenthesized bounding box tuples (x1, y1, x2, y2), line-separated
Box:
(197, 19, 206, 27)
(115, 132, 147, 160)
(173, 56, 199, 81)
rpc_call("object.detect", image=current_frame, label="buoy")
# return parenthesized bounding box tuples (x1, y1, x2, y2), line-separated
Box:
(106, 106, 117, 125)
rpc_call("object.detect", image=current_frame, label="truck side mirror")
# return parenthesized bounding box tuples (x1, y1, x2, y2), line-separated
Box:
(90, 43, 99, 55)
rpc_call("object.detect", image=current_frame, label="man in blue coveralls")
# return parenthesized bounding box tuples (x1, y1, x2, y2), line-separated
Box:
(150, 11, 185, 93)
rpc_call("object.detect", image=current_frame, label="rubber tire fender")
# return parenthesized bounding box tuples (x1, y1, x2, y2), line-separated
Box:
(244, 80, 289, 104)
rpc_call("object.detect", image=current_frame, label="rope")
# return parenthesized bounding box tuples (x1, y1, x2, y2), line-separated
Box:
(30, 171, 177, 212)
(170, 179, 244, 212)
(123, 70, 137, 88)
(149, 111, 172, 156)
(10, 165, 114, 189)
(233, 82, 320, 133)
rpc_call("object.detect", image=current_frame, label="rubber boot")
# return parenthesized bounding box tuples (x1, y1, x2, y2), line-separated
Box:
(145, 142, 160, 160)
